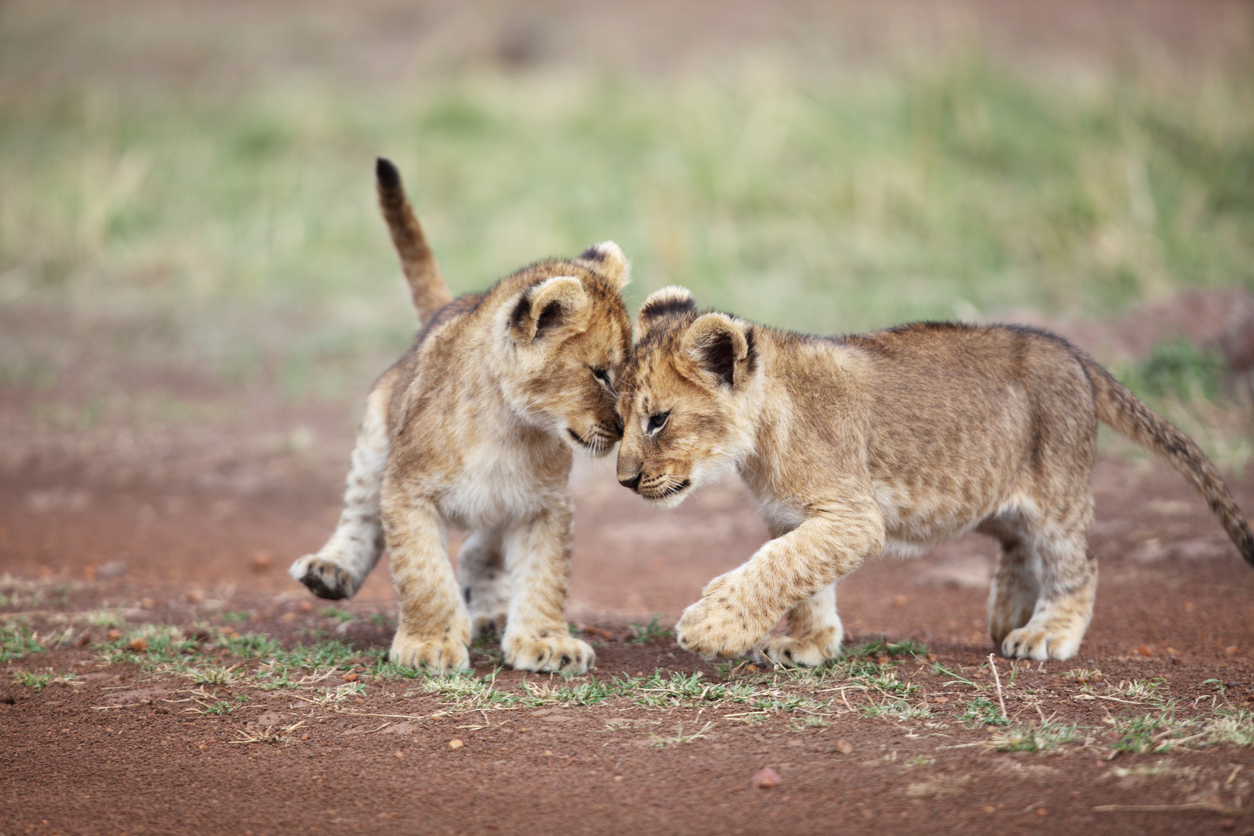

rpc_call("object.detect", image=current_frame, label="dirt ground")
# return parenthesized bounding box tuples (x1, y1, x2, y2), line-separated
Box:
(5, 1, 1254, 834)
(4, 292, 1254, 836)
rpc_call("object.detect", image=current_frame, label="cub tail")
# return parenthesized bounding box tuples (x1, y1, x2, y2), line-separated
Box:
(1081, 353, 1254, 566)
(375, 157, 453, 325)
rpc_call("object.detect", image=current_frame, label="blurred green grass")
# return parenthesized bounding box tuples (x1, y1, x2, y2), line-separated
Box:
(2, 29, 1253, 399)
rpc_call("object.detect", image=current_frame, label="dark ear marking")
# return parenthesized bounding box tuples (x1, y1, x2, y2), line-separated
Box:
(577, 244, 606, 262)
(509, 294, 530, 332)
(699, 331, 738, 387)
(641, 295, 696, 322)
(534, 300, 563, 338)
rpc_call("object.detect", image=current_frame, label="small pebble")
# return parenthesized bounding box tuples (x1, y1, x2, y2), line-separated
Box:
(448, 739, 464, 751)
(752, 767, 781, 789)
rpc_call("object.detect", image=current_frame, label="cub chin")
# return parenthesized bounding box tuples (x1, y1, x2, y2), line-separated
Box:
(616, 286, 1254, 665)
(290, 159, 632, 674)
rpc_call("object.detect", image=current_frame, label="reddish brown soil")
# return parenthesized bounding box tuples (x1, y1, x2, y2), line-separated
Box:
(4, 291, 1254, 836)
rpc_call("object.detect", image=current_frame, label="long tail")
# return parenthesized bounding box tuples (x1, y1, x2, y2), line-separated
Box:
(375, 158, 453, 325)
(1079, 353, 1254, 565)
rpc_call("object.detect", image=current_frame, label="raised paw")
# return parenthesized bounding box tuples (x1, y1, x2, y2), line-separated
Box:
(503, 631, 595, 674)
(390, 629, 470, 673)
(752, 632, 842, 668)
(289, 554, 361, 600)
(1000, 625, 1080, 661)
(675, 584, 772, 661)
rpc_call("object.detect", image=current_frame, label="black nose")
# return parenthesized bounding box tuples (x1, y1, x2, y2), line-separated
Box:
(612, 414, 624, 437)
(619, 474, 641, 492)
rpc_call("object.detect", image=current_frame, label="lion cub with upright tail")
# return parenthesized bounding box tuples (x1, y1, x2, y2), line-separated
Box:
(616, 287, 1254, 663)
(290, 159, 631, 674)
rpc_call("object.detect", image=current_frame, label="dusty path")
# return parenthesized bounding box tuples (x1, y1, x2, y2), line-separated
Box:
(3, 363, 1254, 835)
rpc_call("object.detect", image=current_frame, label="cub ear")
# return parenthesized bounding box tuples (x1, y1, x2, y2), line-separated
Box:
(510, 275, 589, 344)
(680, 312, 753, 389)
(575, 241, 630, 291)
(636, 286, 696, 341)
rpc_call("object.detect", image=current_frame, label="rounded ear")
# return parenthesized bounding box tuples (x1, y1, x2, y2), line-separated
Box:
(509, 276, 589, 343)
(636, 286, 696, 341)
(575, 241, 630, 291)
(680, 312, 753, 389)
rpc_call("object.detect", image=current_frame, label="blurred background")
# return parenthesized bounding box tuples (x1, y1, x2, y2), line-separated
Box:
(1, 0, 1252, 490)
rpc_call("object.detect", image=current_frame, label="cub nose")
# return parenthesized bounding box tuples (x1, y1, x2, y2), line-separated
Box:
(619, 473, 642, 492)
(612, 414, 624, 438)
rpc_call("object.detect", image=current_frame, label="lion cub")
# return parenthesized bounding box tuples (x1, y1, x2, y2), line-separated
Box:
(290, 159, 631, 673)
(616, 287, 1254, 663)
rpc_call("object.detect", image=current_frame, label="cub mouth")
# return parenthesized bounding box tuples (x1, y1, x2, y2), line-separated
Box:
(639, 478, 692, 504)
(566, 427, 617, 457)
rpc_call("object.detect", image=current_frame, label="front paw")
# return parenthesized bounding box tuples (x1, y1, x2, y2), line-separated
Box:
(390, 628, 470, 673)
(675, 585, 772, 661)
(289, 554, 360, 600)
(503, 631, 595, 674)
(752, 632, 842, 668)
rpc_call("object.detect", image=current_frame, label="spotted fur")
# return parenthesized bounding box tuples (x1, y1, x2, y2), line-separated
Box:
(617, 287, 1254, 664)
(290, 159, 631, 673)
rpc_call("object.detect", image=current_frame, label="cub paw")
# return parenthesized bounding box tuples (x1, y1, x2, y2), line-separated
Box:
(463, 572, 511, 639)
(504, 632, 595, 674)
(390, 629, 470, 673)
(289, 554, 360, 600)
(675, 591, 770, 661)
(752, 633, 842, 668)
(1000, 626, 1079, 661)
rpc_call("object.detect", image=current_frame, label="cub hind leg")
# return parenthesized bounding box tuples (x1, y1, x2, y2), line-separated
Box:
(289, 371, 396, 600)
(753, 582, 843, 668)
(982, 504, 1097, 661)
(458, 527, 512, 638)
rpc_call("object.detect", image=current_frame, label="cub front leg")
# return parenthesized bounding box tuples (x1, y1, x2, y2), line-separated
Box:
(677, 501, 883, 661)
(500, 501, 594, 675)
(382, 490, 470, 673)
(753, 582, 843, 667)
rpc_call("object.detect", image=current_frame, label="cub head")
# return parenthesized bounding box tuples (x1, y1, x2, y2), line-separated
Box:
(501, 241, 632, 457)
(616, 287, 759, 508)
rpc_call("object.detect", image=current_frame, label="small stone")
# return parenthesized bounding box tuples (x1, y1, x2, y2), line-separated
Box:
(298, 600, 313, 613)
(342, 672, 359, 682)
(105, 628, 123, 642)
(128, 637, 148, 652)
(892, 595, 907, 607)
(613, 776, 623, 782)
(448, 739, 464, 751)
(752, 767, 781, 789)
(835, 740, 853, 755)
(1226, 646, 1239, 656)
(1136, 645, 1153, 657)
(1034, 808, 1048, 818)
(250, 551, 273, 572)
(186, 589, 204, 604)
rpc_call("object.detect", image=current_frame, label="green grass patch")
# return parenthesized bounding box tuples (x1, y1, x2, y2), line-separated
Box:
(0, 623, 46, 663)
(3, 34, 1253, 401)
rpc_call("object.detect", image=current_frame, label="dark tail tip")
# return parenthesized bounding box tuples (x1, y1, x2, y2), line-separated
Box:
(376, 157, 401, 190)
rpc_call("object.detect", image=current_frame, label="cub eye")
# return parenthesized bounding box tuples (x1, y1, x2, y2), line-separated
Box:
(592, 367, 612, 387)
(646, 411, 669, 434)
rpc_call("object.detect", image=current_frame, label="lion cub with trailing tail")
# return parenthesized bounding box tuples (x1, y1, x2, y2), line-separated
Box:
(289, 159, 631, 674)
(616, 287, 1254, 663)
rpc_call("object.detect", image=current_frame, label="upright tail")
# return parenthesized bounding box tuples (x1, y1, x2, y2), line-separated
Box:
(1080, 353, 1254, 566)
(375, 158, 453, 325)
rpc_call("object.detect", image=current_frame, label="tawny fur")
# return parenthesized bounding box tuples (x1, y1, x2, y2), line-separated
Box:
(290, 158, 632, 674)
(616, 287, 1254, 664)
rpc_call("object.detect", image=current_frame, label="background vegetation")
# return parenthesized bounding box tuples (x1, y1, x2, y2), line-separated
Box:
(2, 2, 1252, 413)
